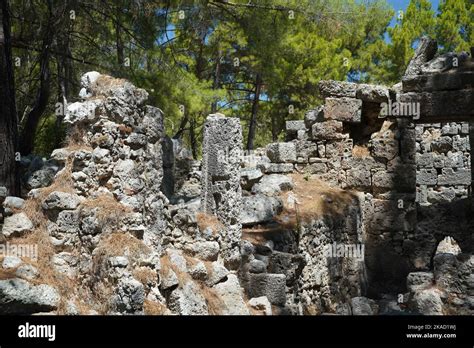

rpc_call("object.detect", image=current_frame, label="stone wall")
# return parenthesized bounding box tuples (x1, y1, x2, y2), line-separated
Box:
(1, 42, 472, 316)
(416, 122, 471, 205)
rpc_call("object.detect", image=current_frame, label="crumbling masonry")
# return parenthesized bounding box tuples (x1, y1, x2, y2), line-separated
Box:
(0, 39, 472, 315)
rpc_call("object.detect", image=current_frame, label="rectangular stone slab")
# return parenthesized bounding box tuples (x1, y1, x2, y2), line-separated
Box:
(402, 71, 474, 92)
(399, 89, 474, 122)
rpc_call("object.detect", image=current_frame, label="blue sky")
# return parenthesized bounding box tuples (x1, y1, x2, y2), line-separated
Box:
(387, 0, 440, 27)
(384, 0, 440, 42)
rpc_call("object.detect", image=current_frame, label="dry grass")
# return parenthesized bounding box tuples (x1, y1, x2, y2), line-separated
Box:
(352, 145, 370, 158)
(118, 124, 133, 134)
(160, 254, 189, 286)
(199, 283, 225, 315)
(91, 75, 126, 97)
(79, 194, 132, 226)
(89, 232, 151, 314)
(133, 267, 157, 288)
(143, 299, 168, 315)
(94, 232, 150, 261)
(0, 266, 18, 280)
(90, 134, 110, 148)
(242, 224, 287, 246)
(3, 152, 83, 313)
(21, 156, 75, 237)
(63, 126, 93, 152)
(196, 212, 223, 235)
(276, 174, 359, 228)
(160, 253, 227, 315)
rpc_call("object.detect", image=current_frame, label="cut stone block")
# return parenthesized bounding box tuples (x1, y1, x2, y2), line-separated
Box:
(266, 142, 297, 163)
(323, 97, 362, 123)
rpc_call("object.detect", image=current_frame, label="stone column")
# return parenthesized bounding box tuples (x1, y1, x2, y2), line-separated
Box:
(201, 113, 242, 269)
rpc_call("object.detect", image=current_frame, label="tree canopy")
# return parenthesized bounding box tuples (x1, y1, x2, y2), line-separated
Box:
(5, 0, 473, 158)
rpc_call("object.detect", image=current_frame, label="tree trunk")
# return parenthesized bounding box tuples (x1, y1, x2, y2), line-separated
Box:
(115, 6, 124, 68)
(0, 0, 20, 196)
(18, 40, 52, 155)
(173, 110, 189, 140)
(211, 50, 221, 113)
(18, 0, 55, 155)
(246, 73, 262, 151)
(189, 116, 198, 159)
(271, 112, 278, 141)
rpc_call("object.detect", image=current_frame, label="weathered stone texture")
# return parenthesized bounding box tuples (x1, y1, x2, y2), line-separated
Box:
(201, 113, 243, 269)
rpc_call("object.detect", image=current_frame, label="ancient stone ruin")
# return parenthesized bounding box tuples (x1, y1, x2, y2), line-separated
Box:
(0, 40, 472, 315)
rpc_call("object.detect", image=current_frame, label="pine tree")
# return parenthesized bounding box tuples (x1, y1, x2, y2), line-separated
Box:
(436, 0, 473, 52)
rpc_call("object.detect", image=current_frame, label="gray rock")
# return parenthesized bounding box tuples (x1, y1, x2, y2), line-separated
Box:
(268, 251, 305, 285)
(200, 113, 243, 269)
(42, 192, 82, 211)
(411, 288, 444, 315)
(240, 168, 263, 190)
(92, 147, 110, 163)
(168, 280, 208, 315)
(351, 297, 378, 315)
(50, 148, 71, 164)
(295, 140, 318, 161)
(160, 268, 179, 290)
(109, 256, 129, 268)
(323, 97, 362, 123)
(286, 120, 307, 139)
(26, 168, 56, 189)
(266, 142, 297, 163)
(249, 259, 267, 273)
(346, 168, 371, 188)
(407, 272, 434, 292)
(240, 240, 256, 257)
(189, 261, 208, 281)
(113, 277, 145, 314)
(319, 80, 358, 98)
(205, 261, 229, 287)
(248, 296, 272, 315)
(399, 90, 473, 122)
(80, 71, 101, 98)
(15, 264, 39, 280)
(125, 133, 148, 148)
(0, 278, 60, 314)
(312, 120, 345, 140)
(264, 163, 294, 174)
(252, 174, 293, 197)
(64, 100, 101, 125)
(2, 213, 34, 238)
(213, 274, 250, 315)
(2, 256, 22, 269)
(430, 136, 452, 152)
(304, 106, 324, 128)
(3, 196, 25, 210)
(403, 71, 474, 92)
(435, 236, 461, 256)
(166, 249, 188, 273)
(416, 152, 434, 167)
(420, 52, 467, 74)
(0, 186, 8, 201)
(184, 241, 220, 261)
(371, 137, 399, 160)
(247, 273, 286, 306)
(240, 195, 283, 225)
(426, 187, 456, 203)
(52, 252, 78, 278)
(403, 36, 437, 77)
(437, 168, 471, 185)
(356, 84, 390, 103)
(416, 169, 437, 185)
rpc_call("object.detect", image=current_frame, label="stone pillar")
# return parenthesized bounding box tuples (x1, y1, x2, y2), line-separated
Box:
(201, 113, 242, 269)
